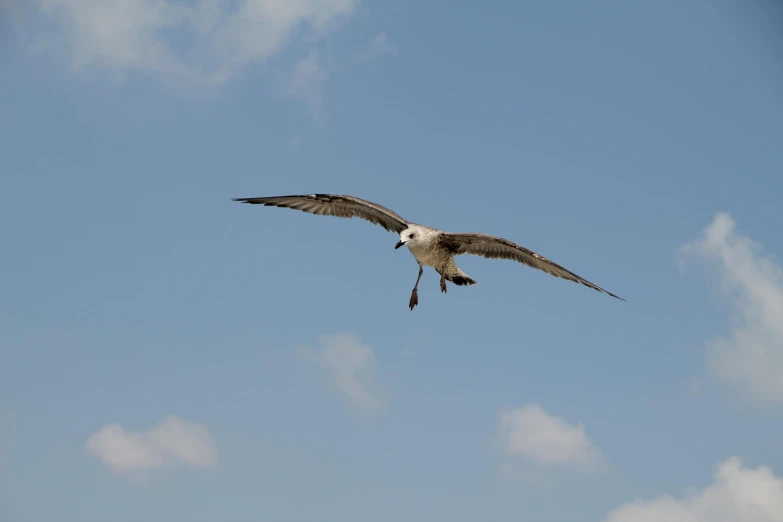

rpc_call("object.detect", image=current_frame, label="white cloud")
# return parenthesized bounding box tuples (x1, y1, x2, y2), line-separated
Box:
(300, 333, 382, 413)
(681, 212, 783, 403)
(287, 51, 329, 118)
(86, 416, 219, 474)
(31, 0, 356, 83)
(605, 457, 783, 522)
(355, 32, 394, 63)
(0, 406, 12, 477)
(494, 404, 601, 470)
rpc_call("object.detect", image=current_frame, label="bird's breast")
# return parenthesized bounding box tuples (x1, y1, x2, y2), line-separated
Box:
(407, 241, 448, 267)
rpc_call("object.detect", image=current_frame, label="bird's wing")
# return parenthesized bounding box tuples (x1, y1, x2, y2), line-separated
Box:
(440, 232, 625, 300)
(233, 194, 410, 234)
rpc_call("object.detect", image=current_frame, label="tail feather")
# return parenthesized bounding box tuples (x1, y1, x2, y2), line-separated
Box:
(438, 263, 477, 286)
(448, 273, 477, 286)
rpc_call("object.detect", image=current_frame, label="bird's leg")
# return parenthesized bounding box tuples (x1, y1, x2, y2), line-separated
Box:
(409, 263, 424, 311)
(440, 265, 448, 293)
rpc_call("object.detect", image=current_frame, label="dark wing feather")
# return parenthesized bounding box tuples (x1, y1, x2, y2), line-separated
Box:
(442, 232, 625, 301)
(233, 194, 410, 234)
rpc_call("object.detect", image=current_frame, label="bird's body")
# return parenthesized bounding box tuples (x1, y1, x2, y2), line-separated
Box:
(233, 193, 624, 309)
(398, 224, 477, 286)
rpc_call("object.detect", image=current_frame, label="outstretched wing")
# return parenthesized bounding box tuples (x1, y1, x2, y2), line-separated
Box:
(440, 232, 625, 301)
(233, 194, 410, 234)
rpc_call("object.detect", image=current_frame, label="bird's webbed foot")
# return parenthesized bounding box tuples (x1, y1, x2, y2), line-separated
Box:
(409, 288, 419, 310)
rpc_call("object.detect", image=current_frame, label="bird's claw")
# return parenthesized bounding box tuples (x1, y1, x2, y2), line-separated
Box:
(409, 289, 419, 310)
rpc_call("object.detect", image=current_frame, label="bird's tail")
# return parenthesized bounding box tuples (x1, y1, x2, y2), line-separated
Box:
(439, 265, 477, 286)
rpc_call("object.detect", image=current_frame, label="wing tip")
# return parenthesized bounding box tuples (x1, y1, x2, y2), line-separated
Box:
(578, 280, 625, 302)
(232, 195, 324, 204)
(599, 287, 626, 302)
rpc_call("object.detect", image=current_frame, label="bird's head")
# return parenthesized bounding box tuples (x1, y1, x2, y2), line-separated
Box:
(395, 225, 427, 250)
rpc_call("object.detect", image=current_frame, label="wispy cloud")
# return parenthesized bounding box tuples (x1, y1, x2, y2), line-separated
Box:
(355, 32, 394, 63)
(30, 0, 357, 84)
(86, 416, 219, 475)
(681, 212, 783, 403)
(287, 51, 329, 119)
(605, 457, 783, 522)
(0, 405, 12, 482)
(300, 333, 383, 413)
(494, 404, 602, 471)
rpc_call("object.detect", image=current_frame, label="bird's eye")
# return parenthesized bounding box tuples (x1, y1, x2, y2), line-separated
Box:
(408, 234, 415, 239)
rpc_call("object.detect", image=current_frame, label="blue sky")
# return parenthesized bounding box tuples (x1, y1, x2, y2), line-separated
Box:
(2, 1, 783, 521)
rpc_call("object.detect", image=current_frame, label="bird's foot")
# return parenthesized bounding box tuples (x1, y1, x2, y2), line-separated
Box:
(409, 288, 419, 310)
(440, 277, 447, 293)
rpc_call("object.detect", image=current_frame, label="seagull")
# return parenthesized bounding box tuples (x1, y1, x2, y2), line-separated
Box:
(233, 194, 625, 309)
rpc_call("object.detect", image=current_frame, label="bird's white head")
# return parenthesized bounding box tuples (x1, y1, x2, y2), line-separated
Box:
(395, 224, 430, 250)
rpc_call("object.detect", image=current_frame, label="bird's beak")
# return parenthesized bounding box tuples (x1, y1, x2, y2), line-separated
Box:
(395, 240, 405, 250)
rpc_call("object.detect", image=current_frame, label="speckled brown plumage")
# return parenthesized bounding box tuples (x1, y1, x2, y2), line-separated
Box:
(234, 193, 625, 308)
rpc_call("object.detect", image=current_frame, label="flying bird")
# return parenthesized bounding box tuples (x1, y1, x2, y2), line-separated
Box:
(233, 194, 624, 309)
